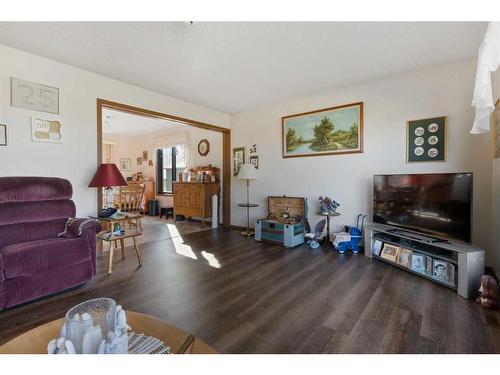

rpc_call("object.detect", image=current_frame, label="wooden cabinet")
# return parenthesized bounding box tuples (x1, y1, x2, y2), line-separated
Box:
(172, 182, 219, 223)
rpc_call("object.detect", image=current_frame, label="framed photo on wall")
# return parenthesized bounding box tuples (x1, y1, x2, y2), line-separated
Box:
(493, 99, 500, 159)
(11, 77, 59, 114)
(407, 116, 447, 163)
(282, 102, 363, 158)
(120, 158, 131, 170)
(233, 147, 246, 176)
(249, 155, 259, 169)
(31, 117, 63, 143)
(0, 124, 6, 146)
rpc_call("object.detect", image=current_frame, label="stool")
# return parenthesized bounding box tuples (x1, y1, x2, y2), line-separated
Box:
(160, 207, 174, 219)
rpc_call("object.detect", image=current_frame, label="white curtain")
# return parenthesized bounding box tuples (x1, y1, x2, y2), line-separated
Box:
(153, 131, 190, 167)
(470, 22, 500, 134)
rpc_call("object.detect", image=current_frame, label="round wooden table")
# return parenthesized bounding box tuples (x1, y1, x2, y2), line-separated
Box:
(0, 311, 216, 354)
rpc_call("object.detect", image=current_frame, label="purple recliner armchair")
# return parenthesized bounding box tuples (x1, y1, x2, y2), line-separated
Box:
(0, 177, 101, 311)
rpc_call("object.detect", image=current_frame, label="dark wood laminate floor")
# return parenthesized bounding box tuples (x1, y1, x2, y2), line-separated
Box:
(1, 228, 499, 353)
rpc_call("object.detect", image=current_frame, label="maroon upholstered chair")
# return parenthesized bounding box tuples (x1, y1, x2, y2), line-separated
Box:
(0, 177, 100, 311)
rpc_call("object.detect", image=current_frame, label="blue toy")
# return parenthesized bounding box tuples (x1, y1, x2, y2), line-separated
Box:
(334, 214, 366, 254)
(305, 219, 326, 249)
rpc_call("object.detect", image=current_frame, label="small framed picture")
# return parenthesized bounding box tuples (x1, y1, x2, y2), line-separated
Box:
(397, 248, 412, 268)
(249, 155, 259, 169)
(432, 259, 454, 285)
(137, 157, 142, 166)
(149, 160, 153, 166)
(0, 124, 6, 146)
(380, 244, 400, 262)
(411, 253, 426, 274)
(233, 147, 246, 176)
(11, 77, 59, 114)
(120, 158, 131, 171)
(31, 117, 63, 143)
(142, 150, 148, 161)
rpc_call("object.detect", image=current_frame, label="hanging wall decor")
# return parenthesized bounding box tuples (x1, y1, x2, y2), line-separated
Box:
(198, 139, 210, 156)
(232, 147, 246, 176)
(282, 102, 363, 158)
(249, 155, 259, 169)
(120, 158, 131, 171)
(11, 77, 59, 114)
(493, 99, 500, 159)
(407, 116, 447, 163)
(0, 124, 6, 146)
(31, 117, 63, 143)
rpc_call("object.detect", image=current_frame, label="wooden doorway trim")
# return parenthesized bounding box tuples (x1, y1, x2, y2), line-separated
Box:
(97, 98, 231, 227)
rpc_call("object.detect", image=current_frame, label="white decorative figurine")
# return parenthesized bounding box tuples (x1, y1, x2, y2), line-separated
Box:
(48, 302, 129, 354)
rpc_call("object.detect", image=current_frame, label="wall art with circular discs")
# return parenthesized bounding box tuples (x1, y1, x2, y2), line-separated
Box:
(406, 116, 446, 163)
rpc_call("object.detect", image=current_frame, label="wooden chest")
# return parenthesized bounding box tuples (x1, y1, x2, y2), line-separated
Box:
(255, 196, 306, 248)
(172, 182, 219, 224)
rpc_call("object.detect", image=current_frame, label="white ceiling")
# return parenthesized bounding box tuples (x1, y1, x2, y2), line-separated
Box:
(0, 22, 487, 113)
(102, 108, 179, 136)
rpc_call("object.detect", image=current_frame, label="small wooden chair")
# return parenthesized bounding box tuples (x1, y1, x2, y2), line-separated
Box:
(118, 184, 145, 230)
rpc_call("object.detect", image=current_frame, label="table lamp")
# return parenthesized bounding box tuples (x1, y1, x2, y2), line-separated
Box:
(89, 163, 128, 209)
(237, 163, 258, 237)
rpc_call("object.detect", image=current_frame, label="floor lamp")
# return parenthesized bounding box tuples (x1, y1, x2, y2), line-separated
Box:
(237, 163, 258, 237)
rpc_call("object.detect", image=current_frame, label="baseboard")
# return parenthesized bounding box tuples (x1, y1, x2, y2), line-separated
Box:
(230, 224, 247, 231)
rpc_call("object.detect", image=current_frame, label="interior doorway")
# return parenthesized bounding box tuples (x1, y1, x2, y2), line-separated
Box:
(96, 99, 231, 228)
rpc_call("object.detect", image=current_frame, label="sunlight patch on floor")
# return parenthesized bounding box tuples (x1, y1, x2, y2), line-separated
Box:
(201, 251, 221, 269)
(167, 223, 197, 259)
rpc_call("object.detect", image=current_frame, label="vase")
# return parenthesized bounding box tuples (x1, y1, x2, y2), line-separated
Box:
(64, 298, 127, 354)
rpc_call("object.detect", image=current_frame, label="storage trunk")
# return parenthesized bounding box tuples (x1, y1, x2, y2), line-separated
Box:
(254, 196, 306, 248)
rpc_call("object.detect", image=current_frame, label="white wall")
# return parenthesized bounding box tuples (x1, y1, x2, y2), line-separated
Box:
(491, 67, 500, 275)
(0, 44, 230, 216)
(231, 59, 494, 262)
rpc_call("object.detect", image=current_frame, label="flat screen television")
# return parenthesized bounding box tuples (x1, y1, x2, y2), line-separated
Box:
(373, 173, 472, 243)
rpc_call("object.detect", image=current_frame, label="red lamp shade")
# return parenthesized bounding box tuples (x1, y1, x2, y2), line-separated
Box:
(88, 163, 128, 188)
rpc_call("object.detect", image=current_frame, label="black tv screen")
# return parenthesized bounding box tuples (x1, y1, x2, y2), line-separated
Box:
(373, 173, 472, 242)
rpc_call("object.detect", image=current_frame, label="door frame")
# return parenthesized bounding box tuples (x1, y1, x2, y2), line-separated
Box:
(97, 98, 231, 227)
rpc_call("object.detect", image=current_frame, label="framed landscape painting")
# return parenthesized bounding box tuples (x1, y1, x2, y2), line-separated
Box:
(282, 102, 363, 158)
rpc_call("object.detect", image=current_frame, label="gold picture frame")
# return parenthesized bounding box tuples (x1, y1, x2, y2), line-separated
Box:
(282, 102, 364, 158)
(493, 99, 500, 159)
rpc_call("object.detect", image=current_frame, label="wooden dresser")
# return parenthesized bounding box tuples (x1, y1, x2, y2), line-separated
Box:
(172, 182, 219, 223)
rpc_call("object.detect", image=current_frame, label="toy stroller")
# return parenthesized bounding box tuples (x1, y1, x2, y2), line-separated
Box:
(334, 214, 367, 254)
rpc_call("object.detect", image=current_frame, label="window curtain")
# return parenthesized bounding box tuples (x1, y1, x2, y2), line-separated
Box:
(470, 22, 500, 134)
(154, 131, 190, 168)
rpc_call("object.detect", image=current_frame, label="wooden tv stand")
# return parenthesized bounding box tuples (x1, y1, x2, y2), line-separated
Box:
(364, 223, 485, 299)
